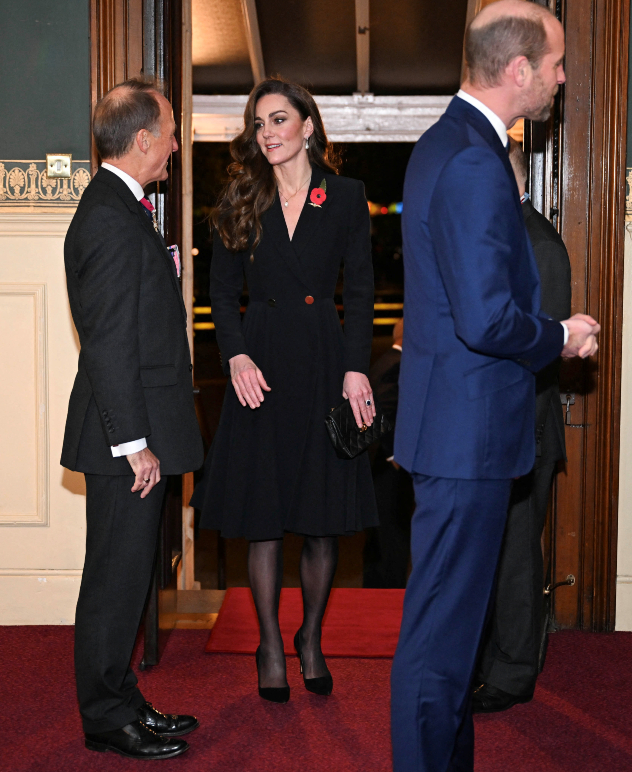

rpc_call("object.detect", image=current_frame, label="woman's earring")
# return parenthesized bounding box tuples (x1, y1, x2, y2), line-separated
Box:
(305, 137, 310, 150)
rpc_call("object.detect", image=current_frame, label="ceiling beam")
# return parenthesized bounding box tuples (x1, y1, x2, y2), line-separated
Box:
(355, 0, 370, 95)
(240, 0, 265, 84)
(192, 94, 452, 142)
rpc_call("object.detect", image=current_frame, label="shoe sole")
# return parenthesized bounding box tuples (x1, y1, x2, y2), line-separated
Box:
(85, 740, 189, 759)
(472, 697, 532, 714)
(157, 720, 200, 737)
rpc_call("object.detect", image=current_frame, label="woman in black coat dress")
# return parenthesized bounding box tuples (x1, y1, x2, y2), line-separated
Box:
(191, 78, 378, 703)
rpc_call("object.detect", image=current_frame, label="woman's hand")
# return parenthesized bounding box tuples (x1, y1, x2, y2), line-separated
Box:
(229, 354, 271, 409)
(342, 371, 376, 429)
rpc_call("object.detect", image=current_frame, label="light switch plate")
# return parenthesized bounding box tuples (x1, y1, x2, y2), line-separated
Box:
(46, 154, 72, 179)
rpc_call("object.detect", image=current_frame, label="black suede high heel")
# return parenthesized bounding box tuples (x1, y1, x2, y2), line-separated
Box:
(293, 630, 333, 696)
(255, 647, 290, 704)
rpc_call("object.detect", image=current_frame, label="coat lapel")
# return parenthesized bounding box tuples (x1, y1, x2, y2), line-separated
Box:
(264, 189, 311, 289)
(135, 200, 188, 319)
(457, 99, 523, 218)
(464, 102, 541, 312)
(97, 170, 186, 319)
(448, 99, 542, 314)
(290, 167, 327, 258)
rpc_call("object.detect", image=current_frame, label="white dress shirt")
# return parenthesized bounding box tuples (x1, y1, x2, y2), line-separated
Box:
(456, 89, 508, 148)
(454, 92, 568, 346)
(100, 163, 148, 458)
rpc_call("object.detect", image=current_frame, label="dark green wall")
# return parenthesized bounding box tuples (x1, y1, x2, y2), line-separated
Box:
(0, 0, 91, 160)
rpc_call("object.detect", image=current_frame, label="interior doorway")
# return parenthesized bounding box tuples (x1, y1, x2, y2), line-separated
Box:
(179, 0, 628, 631)
(184, 0, 468, 592)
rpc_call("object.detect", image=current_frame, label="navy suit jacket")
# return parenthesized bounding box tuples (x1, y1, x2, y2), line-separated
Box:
(394, 96, 564, 479)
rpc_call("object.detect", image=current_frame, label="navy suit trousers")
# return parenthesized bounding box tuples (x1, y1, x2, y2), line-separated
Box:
(391, 474, 512, 772)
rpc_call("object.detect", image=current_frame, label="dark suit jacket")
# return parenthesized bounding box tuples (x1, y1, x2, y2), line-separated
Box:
(61, 168, 203, 476)
(395, 96, 564, 479)
(369, 346, 401, 459)
(523, 199, 571, 466)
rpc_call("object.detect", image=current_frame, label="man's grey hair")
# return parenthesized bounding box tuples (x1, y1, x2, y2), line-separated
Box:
(465, 13, 550, 88)
(508, 138, 528, 186)
(93, 79, 164, 160)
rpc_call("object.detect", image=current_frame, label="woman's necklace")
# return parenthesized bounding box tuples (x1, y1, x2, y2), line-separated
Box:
(278, 173, 311, 208)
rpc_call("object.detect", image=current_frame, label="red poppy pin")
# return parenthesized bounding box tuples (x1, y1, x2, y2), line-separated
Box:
(309, 178, 327, 208)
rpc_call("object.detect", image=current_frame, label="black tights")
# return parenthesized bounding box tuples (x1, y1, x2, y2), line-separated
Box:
(248, 535, 339, 688)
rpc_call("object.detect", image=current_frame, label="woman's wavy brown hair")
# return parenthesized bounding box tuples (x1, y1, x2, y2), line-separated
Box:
(212, 78, 340, 252)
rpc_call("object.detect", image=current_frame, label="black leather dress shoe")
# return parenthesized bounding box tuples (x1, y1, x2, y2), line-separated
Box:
(84, 719, 189, 759)
(472, 683, 533, 714)
(137, 701, 200, 736)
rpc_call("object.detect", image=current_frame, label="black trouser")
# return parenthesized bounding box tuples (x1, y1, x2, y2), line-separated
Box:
(476, 463, 557, 697)
(363, 454, 414, 589)
(74, 474, 166, 733)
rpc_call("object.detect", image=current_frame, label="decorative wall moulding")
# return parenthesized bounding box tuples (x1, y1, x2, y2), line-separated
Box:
(192, 95, 452, 143)
(0, 211, 76, 235)
(0, 160, 91, 206)
(0, 283, 49, 527)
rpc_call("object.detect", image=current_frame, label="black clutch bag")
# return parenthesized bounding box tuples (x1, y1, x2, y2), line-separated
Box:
(325, 398, 394, 459)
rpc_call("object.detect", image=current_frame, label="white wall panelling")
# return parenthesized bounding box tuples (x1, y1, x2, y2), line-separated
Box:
(0, 283, 48, 525)
(0, 210, 86, 623)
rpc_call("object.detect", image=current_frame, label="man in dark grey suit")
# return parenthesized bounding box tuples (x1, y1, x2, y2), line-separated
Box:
(473, 139, 571, 713)
(62, 80, 203, 759)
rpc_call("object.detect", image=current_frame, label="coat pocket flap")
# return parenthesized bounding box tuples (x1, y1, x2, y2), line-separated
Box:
(464, 358, 525, 400)
(140, 364, 177, 387)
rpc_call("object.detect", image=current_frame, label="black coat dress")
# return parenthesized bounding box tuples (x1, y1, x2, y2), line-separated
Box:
(191, 167, 379, 540)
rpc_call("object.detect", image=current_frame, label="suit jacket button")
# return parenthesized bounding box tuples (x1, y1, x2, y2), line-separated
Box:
(268, 298, 276, 307)
(305, 295, 314, 304)
(108, 428, 114, 433)
(189, 363, 193, 372)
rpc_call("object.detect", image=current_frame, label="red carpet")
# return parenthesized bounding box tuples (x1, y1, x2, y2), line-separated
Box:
(206, 587, 405, 657)
(2, 627, 632, 771)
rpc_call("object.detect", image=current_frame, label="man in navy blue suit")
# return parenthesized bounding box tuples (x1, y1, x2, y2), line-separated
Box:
(390, 2, 599, 770)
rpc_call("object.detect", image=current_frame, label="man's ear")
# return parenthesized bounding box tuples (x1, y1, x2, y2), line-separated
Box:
(510, 55, 530, 88)
(135, 129, 150, 155)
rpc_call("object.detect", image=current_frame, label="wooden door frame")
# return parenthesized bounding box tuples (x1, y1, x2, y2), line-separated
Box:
(534, 0, 629, 631)
(91, 0, 630, 621)
(468, 0, 628, 631)
(90, 0, 197, 593)
(179, 0, 197, 590)
(89, 0, 144, 175)
(563, 0, 628, 631)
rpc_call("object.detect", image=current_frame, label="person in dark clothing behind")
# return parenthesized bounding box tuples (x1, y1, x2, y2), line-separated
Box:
(473, 138, 571, 714)
(363, 319, 414, 588)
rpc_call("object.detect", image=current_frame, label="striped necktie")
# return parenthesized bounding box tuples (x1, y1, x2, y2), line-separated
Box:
(140, 197, 159, 232)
